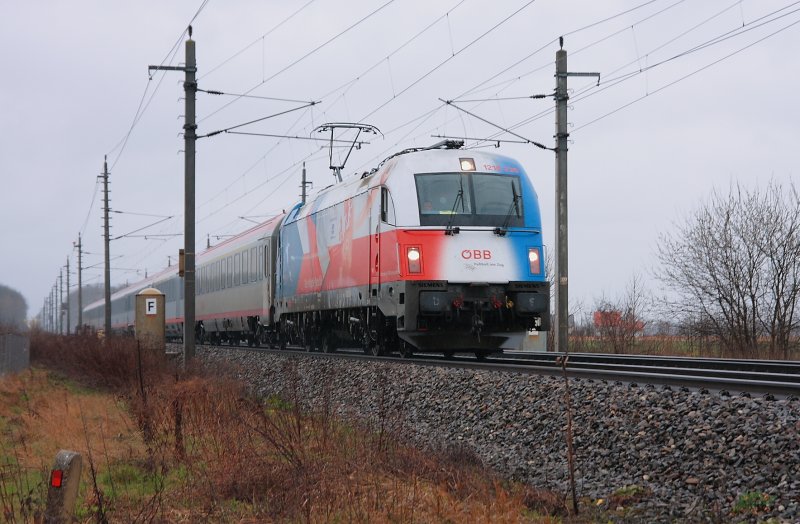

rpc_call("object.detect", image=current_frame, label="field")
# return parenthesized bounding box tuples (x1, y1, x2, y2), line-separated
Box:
(565, 333, 800, 360)
(0, 334, 572, 523)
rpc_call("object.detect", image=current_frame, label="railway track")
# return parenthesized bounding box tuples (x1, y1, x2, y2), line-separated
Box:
(188, 342, 800, 398)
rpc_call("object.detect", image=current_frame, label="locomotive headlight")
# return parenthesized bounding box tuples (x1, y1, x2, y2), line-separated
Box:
(528, 247, 541, 275)
(459, 158, 476, 171)
(407, 246, 422, 274)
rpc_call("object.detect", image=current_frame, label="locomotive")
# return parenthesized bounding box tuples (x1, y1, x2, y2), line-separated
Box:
(84, 141, 550, 357)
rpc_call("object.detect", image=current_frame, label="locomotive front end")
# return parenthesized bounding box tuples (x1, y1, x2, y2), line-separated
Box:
(387, 149, 550, 354)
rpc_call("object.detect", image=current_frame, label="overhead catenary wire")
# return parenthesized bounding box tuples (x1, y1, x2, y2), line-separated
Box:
(572, 13, 800, 133)
(357, 0, 540, 124)
(199, 101, 319, 138)
(452, 0, 684, 102)
(440, 99, 553, 150)
(314, 0, 470, 102)
(175, 0, 527, 250)
(198, 88, 315, 104)
(520, 1, 800, 132)
(199, 0, 319, 81)
(354, 0, 687, 169)
(103, 1, 794, 282)
(106, 1, 212, 171)
(199, 0, 398, 125)
(116, 0, 410, 272)
(70, 0, 216, 293)
(112, 217, 173, 241)
(226, 131, 371, 145)
(112, 210, 173, 218)
(464, 1, 800, 148)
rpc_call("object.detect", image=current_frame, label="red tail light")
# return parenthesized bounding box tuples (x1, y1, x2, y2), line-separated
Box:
(50, 469, 63, 488)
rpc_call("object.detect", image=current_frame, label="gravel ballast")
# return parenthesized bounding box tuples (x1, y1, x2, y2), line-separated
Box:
(198, 346, 800, 522)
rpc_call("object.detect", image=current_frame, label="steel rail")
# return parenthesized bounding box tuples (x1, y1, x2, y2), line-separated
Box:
(189, 342, 800, 397)
(498, 351, 800, 374)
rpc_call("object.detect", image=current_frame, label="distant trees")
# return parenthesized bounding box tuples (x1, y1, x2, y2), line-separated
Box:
(0, 284, 27, 332)
(592, 275, 649, 354)
(656, 181, 800, 358)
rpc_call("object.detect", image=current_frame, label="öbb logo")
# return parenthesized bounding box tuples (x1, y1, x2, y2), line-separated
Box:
(461, 249, 492, 260)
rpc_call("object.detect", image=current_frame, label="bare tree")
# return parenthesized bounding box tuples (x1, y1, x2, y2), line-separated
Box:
(753, 183, 800, 358)
(657, 181, 800, 358)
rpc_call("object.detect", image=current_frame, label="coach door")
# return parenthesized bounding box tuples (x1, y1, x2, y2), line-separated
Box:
(368, 187, 381, 299)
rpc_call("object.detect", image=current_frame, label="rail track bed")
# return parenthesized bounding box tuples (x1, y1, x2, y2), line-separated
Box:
(183, 342, 800, 397)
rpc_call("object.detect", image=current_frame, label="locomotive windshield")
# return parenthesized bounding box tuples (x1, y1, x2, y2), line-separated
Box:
(415, 173, 524, 227)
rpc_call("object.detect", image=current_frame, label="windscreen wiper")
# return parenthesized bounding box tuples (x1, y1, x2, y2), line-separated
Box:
(494, 181, 520, 236)
(445, 176, 465, 236)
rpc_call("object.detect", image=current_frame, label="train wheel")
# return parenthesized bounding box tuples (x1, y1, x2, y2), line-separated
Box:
(321, 335, 336, 354)
(398, 341, 413, 359)
(443, 351, 455, 359)
(370, 341, 385, 357)
(475, 351, 487, 361)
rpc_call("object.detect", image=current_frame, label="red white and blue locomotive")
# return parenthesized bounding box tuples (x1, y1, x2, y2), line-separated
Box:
(84, 141, 550, 356)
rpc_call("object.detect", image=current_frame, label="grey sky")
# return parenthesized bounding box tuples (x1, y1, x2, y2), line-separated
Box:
(1, 0, 798, 319)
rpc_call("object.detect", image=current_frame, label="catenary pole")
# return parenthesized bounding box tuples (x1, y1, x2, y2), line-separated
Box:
(553, 43, 599, 354)
(150, 27, 197, 363)
(555, 48, 568, 354)
(301, 162, 308, 204)
(102, 156, 112, 336)
(58, 268, 63, 335)
(65, 257, 70, 335)
(76, 234, 83, 330)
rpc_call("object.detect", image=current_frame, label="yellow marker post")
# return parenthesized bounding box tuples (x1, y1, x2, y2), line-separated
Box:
(135, 287, 165, 352)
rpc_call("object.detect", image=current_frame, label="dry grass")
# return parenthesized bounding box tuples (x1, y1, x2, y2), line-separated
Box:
(0, 333, 571, 522)
(569, 334, 800, 360)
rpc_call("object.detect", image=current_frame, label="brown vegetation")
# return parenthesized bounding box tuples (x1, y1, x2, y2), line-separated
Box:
(0, 333, 569, 522)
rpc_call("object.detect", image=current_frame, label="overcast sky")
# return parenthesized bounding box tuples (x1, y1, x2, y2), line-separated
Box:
(2, 0, 798, 320)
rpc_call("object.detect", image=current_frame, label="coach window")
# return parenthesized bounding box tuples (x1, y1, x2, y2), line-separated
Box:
(213, 261, 218, 292)
(250, 247, 256, 282)
(234, 254, 240, 286)
(242, 250, 248, 285)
